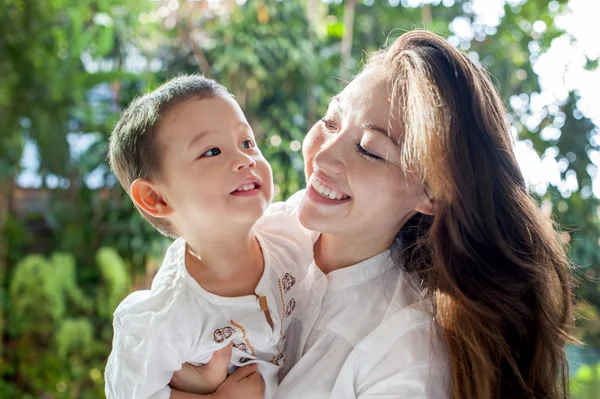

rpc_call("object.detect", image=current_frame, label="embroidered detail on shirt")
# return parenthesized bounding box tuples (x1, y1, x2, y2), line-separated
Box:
(258, 295, 269, 311)
(232, 342, 249, 354)
(230, 320, 255, 356)
(285, 298, 296, 317)
(277, 278, 286, 337)
(271, 352, 284, 366)
(282, 273, 296, 293)
(213, 326, 235, 343)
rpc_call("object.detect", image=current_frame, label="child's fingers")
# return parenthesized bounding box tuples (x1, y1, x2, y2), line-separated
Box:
(206, 342, 232, 373)
(228, 363, 258, 382)
(245, 371, 265, 388)
(212, 342, 233, 362)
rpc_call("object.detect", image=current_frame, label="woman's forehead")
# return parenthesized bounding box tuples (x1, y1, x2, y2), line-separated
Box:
(333, 66, 402, 140)
(336, 67, 390, 116)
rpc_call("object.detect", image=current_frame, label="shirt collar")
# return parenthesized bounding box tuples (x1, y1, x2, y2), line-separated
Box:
(323, 247, 396, 291)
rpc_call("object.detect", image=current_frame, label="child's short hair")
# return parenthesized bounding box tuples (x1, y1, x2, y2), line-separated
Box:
(108, 74, 228, 237)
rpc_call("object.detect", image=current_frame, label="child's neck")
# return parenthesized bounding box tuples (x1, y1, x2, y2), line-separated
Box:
(183, 227, 264, 297)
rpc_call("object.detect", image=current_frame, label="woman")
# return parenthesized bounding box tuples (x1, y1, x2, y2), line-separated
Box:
(176, 30, 575, 399)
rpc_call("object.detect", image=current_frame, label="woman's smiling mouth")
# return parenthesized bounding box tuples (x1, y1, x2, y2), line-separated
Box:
(308, 174, 351, 203)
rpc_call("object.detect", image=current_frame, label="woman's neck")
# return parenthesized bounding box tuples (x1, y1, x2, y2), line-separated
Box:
(314, 231, 397, 275)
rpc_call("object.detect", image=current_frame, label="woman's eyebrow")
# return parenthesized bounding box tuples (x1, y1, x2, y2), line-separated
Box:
(361, 123, 390, 137)
(331, 95, 343, 113)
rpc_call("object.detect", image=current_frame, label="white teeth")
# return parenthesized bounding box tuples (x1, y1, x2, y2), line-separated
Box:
(310, 178, 348, 201)
(238, 183, 256, 192)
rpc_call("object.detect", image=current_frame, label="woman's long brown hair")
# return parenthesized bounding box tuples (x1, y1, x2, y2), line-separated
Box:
(368, 31, 575, 399)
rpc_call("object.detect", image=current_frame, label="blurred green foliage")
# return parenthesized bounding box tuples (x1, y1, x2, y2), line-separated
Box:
(6, 249, 128, 397)
(1, 0, 599, 397)
(570, 363, 600, 399)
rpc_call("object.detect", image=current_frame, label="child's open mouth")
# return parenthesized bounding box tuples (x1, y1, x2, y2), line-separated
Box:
(230, 178, 262, 196)
(233, 183, 260, 192)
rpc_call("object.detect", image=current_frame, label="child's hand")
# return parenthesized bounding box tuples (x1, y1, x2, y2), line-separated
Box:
(170, 343, 232, 394)
(212, 364, 265, 399)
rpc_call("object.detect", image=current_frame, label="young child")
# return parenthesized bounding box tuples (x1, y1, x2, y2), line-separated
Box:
(104, 75, 313, 399)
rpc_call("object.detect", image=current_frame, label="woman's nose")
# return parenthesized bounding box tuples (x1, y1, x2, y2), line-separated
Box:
(313, 132, 346, 175)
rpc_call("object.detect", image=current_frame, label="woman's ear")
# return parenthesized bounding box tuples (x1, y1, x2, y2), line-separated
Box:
(415, 186, 435, 216)
(130, 179, 173, 218)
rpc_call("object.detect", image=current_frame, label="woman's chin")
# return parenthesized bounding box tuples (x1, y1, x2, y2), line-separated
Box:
(298, 197, 345, 235)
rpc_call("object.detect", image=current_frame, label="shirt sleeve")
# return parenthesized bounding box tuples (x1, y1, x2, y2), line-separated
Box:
(330, 307, 449, 399)
(104, 291, 187, 399)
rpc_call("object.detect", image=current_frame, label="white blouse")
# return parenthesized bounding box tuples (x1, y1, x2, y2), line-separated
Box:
(104, 201, 313, 399)
(275, 238, 449, 398)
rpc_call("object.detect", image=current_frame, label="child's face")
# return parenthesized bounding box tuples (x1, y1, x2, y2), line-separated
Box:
(153, 94, 273, 235)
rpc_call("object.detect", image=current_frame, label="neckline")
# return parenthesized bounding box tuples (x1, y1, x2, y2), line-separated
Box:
(318, 248, 396, 291)
(175, 231, 273, 305)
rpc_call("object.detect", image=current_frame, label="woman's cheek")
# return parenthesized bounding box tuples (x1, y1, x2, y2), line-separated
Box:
(302, 127, 326, 168)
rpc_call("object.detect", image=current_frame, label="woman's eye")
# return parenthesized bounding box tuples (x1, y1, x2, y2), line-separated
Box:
(202, 148, 221, 157)
(356, 143, 382, 161)
(320, 118, 338, 132)
(242, 139, 256, 149)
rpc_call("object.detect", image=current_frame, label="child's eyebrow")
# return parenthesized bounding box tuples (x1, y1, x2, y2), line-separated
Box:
(237, 122, 252, 131)
(187, 130, 213, 149)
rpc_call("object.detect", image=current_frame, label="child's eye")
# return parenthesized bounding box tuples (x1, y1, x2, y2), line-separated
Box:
(202, 148, 221, 157)
(241, 139, 256, 149)
(355, 143, 382, 161)
(320, 118, 338, 132)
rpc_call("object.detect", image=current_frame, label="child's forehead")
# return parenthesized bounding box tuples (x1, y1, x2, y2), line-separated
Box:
(163, 95, 237, 125)
(155, 95, 251, 144)
(167, 94, 239, 120)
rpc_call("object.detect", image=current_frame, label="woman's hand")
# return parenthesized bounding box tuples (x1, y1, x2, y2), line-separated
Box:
(212, 364, 265, 399)
(170, 343, 232, 394)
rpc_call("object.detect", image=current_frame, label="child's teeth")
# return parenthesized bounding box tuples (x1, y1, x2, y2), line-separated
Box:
(329, 190, 338, 199)
(238, 183, 256, 192)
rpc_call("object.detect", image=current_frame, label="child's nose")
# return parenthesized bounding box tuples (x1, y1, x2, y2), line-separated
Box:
(233, 152, 256, 171)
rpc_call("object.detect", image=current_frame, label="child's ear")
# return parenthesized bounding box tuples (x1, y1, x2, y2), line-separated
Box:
(130, 179, 173, 218)
(414, 186, 435, 216)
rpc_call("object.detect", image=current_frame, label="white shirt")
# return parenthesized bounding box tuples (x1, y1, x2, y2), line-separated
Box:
(275, 238, 449, 399)
(104, 201, 313, 399)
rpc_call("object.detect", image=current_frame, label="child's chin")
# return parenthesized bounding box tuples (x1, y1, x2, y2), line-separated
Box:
(230, 202, 269, 224)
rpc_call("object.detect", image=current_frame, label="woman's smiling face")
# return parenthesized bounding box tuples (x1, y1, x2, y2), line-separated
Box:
(298, 66, 432, 239)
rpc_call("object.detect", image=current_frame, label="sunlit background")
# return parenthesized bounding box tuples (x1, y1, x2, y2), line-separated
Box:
(1, 0, 599, 397)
